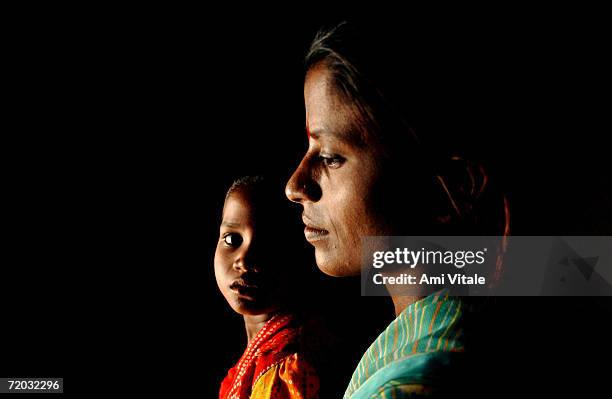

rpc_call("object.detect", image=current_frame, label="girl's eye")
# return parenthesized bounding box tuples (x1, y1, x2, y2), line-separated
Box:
(319, 154, 345, 169)
(223, 233, 243, 248)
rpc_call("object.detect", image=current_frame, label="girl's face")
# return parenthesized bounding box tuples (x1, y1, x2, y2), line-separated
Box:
(214, 190, 281, 316)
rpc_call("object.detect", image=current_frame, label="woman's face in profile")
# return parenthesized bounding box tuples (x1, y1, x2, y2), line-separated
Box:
(286, 64, 390, 277)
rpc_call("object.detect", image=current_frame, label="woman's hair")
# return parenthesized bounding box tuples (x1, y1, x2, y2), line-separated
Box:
(305, 22, 425, 154)
(305, 22, 510, 235)
(305, 21, 510, 281)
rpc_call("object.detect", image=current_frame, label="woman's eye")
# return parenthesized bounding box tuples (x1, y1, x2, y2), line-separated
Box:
(223, 233, 243, 247)
(319, 154, 344, 169)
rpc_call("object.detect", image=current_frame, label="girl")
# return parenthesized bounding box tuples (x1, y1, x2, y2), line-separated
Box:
(215, 176, 320, 399)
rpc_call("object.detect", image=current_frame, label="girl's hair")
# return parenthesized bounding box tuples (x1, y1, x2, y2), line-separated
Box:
(226, 175, 264, 200)
(225, 175, 301, 231)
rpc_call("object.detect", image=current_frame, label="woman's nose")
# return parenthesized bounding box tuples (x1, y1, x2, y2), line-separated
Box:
(285, 157, 321, 203)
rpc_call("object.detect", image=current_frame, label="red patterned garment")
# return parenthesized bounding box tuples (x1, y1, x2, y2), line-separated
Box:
(219, 313, 319, 399)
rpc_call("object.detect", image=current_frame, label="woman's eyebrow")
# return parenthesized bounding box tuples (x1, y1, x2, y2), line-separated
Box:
(221, 221, 241, 228)
(310, 126, 362, 146)
(308, 128, 326, 139)
(309, 127, 345, 140)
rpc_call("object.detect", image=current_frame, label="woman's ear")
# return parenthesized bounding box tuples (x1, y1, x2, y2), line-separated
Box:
(433, 156, 511, 287)
(433, 156, 491, 229)
(434, 155, 510, 237)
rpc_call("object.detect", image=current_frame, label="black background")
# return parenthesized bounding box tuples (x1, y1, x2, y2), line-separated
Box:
(3, 4, 611, 397)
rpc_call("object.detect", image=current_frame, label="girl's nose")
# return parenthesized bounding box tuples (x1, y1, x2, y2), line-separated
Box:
(233, 247, 259, 273)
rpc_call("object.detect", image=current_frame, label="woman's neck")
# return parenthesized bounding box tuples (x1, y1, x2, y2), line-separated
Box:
(243, 313, 276, 344)
(390, 295, 422, 316)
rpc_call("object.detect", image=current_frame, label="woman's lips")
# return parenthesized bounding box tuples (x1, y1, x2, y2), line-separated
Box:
(304, 224, 329, 242)
(302, 215, 329, 242)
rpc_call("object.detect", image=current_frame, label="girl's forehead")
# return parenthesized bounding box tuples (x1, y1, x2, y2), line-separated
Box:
(223, 190, 275, 223)
(222, 192, 254, 220)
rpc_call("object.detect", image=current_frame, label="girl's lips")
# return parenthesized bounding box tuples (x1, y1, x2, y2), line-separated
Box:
(304, 225, 329, 242)
(230, 280, 260, 298)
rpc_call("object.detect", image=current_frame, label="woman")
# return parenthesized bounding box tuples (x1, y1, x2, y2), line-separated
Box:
(286, 22, 509, 398)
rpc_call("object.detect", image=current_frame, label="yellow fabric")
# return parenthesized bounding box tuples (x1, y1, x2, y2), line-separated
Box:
(373, 383, 433, 398)
(250, 353, 319, 399)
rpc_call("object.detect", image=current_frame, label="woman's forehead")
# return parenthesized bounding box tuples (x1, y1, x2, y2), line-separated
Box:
(304, 67, 337, 126)
(305, 71, 365, 145)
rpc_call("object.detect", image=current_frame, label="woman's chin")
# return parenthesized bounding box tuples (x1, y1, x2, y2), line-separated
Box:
(316, 252, 360, 277)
